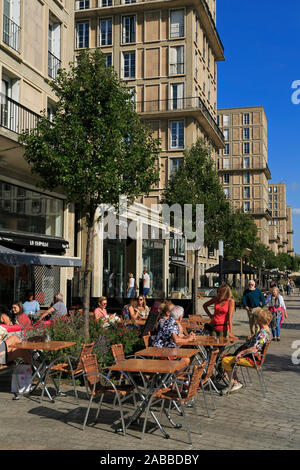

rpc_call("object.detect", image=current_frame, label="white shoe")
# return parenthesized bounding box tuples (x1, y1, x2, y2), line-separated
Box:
(231, 382, 243, 392)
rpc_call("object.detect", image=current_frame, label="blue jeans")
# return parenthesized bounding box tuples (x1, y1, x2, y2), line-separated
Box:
(272, 314, 282, 338)
(127, 287, 134, 298)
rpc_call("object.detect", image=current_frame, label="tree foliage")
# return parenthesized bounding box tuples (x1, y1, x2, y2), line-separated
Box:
(224, 210, 258, 260)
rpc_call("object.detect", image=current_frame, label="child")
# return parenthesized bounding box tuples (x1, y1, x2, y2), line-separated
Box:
(221, 308, 272, 393)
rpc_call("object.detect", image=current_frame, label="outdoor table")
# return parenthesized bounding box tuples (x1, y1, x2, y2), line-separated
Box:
(109, 358, 188, 438)
(14, 340, 76, 402)
(134, 347, 199, 360)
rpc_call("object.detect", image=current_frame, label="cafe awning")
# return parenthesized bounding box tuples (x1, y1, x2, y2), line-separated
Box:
(205, 259, 257, 274)
(0, 244, 82, 267)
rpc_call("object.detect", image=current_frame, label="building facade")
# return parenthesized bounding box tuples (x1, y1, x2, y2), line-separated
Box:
(0, 0, 77, 311)
(268, 182, 292, 255)
(74, 0, 225, 297)
(217, 106, 272, 246)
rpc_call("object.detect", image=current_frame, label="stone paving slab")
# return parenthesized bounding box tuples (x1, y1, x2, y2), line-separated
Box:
(1, 295, 300, 450)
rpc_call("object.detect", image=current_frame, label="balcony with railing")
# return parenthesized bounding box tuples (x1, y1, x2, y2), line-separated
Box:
(136, 96, 224, 148)
(0, 93, 39, 136)
(218, 161, 271, 178)
(3, 14, 21, 52)
(48, 51, 61, 80)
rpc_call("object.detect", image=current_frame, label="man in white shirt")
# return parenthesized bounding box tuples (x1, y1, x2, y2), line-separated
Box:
(143, 268, 150, 298)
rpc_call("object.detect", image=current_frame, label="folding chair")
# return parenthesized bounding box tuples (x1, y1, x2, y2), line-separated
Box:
(42, 342, 95, 403)
(81, 354, 135, 434)
(142, 363, 206, 445)
(232, 341, 271, 398)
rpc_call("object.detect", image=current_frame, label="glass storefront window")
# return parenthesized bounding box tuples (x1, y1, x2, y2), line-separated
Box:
(103, 239, 126, 298)
(0, 181, 64, 237)
(142, 239, 164, 298)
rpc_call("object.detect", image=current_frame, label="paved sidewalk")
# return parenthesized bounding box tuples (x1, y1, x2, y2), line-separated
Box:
(0, 295, 300, 450)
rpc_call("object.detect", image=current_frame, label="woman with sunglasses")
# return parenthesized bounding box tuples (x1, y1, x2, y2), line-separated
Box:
(136, 296, 150, 319)
(94, 296, 109, 321)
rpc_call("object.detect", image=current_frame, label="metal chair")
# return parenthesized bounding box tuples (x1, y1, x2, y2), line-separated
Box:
(198, 349, 220, 416)
(81, 353, 135, 433)
(142, 363, 206, 444)
(41, 342, 95, 403)
(232, 341, 271, 397)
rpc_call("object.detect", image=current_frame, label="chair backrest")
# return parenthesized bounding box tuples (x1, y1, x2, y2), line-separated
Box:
(204, 349, 219, 380)
(81, 353, 99, 390)
(185, 363, 206, 401)
(259, 341, 271, 368)
(111, 343, 125, 363)
(143, 335, 150, 348)
(76, 342, 95, 373)
(28, 335, 47, 342)
(141, 311, 160, 336)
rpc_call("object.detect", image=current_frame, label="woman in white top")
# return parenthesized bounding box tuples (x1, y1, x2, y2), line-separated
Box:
(266, 287, 288, 341)
(127, 273, 136, 298)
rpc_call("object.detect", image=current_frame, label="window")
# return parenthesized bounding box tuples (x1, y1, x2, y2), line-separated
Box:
(243, 157, 250, 169)
(217, 115, 220, 126)
(268, 194, 272, 202)
(273, 186, 278, 193)
(224, 188, 230, 199)
(243, 201, 250, 213)
(3, 0, 20, 51)
(102, 0, 113, 5)
(170, 83, 184, 110)
(105, 53, 112, 67)
(122, 15, 136, 43)
(170, 158, 183, 176)
(169, 46, 184, 75)
(243, 127, 250, 140)
(100, 18, 112, 45)
(76, 21, 89, 48)
(170, 10, 184, 38)
(223, 173, 230, 184)
(274, 194, 278, 201)
(243, 142, 250, 154)
(122, 0, 136, 3)
(223, 144, 230, 155)
(223, 159, 230, 170)
(243, 113, 250, 125)
(48, 20, 61, 79)
(122, 51, 135, 78)
(243, 172, 250, 184)
(75, 0, 90, 9)
(223, 129, 229, 141)
(243, 187, 250, 198)
(274, 211, 278, 217)
(223, 114, 230, 126)
(170, 120, 184, 148)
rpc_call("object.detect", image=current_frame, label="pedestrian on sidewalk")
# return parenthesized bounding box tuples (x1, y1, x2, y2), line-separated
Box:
(242, 280, 265, 336)
(266, 287, 288, 342)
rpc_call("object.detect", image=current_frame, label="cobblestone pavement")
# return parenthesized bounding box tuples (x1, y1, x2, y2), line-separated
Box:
(1, 295, 300, 451)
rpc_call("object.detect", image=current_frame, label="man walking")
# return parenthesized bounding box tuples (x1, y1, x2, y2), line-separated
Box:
(143, 268, 151, 298)
(242, 280, 266, 335)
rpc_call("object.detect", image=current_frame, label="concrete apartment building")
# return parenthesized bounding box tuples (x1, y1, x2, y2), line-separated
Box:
(0, 0, 78, 311)
(217, 106, 272, 247)
(268, 182, 294, 256)
(74, 0, 226, 297)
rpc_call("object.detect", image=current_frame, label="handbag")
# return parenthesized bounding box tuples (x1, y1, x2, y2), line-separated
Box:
(11, 364, 32, 394)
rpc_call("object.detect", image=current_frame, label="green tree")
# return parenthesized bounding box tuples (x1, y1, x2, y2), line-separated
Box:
(248, 242, 270, 288)
(19, 49, 160, 339)
(163, 138, 230, 313)
(224, 210, 258, 260)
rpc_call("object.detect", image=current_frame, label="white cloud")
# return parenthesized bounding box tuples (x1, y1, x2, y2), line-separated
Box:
(292, 208, 300, 215)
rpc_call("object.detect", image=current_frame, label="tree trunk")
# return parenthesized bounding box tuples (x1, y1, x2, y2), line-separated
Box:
(83, 216, 95, 341)
(193, 249, 199, 315)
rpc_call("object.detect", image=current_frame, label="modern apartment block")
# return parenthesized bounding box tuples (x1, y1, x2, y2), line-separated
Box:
(217, 106, 272, 246)
(74, 0, 226, 297)
(268, 183, 294, 255)
(0, 0, 77, 310)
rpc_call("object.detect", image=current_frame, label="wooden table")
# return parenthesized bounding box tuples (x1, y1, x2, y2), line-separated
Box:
(134, 347, 199, 360)
(109, 358, 186, 438)
(16, 341, 76, 401)
(186, 335, 239, 347)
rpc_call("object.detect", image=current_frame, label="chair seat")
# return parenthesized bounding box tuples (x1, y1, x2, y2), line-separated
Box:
(153, 386, 190, 404)
(92, 383, 135, 397)
(50, 363, 69, 372)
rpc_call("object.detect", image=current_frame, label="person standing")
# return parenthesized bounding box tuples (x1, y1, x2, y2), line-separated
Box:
(202, 284, 235, 338)
(266, 287, 288, 341)
(143, 268, 151, 298)
(127, 273, 136, 298)
(286, 278, 291, 296)
(242, 280, 266, 336)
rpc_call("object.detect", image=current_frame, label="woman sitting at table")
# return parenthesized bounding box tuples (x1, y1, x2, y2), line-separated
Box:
(202, 284, 235, 338)
(152, 305, 196, 348)
(94, 296, 109, 321)
(135, 296, 150, 320)
(150, 302, 171, 345)
(22, 290, 40, 322)
(1, 301, 31, 329)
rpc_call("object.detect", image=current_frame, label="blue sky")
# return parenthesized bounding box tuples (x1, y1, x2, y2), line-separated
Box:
(216, 0, 300, 255)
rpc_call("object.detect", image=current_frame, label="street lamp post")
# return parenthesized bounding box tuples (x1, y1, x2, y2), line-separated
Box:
(219, 240, 224, 285)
